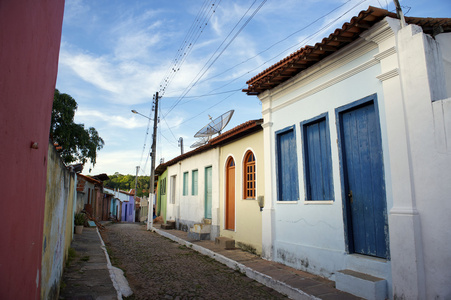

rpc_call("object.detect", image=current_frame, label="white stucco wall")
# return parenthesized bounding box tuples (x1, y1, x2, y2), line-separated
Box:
(261, 37, 389, 279)
(258, 16, 451, 300)
(165, 148, 220, 239)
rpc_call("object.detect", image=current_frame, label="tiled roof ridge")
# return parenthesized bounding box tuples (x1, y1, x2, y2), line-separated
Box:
(77, 173, 102, 185)
(156, 119, 263, 169)
(245, 6, 393, 86)
(209, 118, 263, 144)
(244, 6, 451, 95)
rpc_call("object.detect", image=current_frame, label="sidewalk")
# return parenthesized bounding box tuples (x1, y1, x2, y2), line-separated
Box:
(156, 227, 362, 300)
(59, 226, 131, 300)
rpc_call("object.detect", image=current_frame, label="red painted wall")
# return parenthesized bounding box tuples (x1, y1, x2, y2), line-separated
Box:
(0, 0, 65, 298)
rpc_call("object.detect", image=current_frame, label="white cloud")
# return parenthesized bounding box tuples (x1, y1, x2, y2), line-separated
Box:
(87, 149, 143, 175)
(59, 50, 123, 93)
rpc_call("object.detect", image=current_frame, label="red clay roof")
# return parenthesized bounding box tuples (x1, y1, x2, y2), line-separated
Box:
(155, 119, 263, 172)
(243, 6, 451, 95)
(77, 173, 102, 185)
(209, 119, 263, 146)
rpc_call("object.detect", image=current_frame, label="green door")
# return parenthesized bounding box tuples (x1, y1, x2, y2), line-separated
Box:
(204, 166, 212, 219)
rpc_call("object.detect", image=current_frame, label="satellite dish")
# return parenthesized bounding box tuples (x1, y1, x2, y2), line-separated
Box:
(190, 136, 210, 148)
(194, 110, 234, 138)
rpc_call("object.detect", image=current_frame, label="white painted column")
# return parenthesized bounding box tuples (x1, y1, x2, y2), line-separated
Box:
(373, 21, 447, 299)
(260, 92, 275, 260)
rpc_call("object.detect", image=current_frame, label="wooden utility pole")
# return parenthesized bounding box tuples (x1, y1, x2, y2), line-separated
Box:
(134, 166, 139, 198)
(147, 92, 159, 231)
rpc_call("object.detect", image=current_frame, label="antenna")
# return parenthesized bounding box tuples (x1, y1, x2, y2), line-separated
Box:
(191, 110, 234, 148)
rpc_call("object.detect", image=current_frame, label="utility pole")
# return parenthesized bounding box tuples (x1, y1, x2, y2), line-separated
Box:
(393, 0, 407, 27)
(178, 137, 184, 155)
(134, 166, 139, 198)
(147, 92, 159, 231)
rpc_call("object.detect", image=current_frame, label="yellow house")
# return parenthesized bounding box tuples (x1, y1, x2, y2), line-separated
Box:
(210, 119, 264, 255)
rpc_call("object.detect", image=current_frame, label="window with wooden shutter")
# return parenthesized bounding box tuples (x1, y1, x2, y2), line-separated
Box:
(243, 151, 256, 199)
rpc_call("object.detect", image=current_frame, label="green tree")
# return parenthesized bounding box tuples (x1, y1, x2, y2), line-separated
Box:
(104, 173, 149, 197)
(51, 89, 104, 166)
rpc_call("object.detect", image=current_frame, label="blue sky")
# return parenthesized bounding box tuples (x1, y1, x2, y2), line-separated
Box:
(56, 0, 450, 176)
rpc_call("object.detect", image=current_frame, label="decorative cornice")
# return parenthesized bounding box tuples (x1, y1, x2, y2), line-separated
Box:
(262, 122, 273, 129)
(360, 17, 396, 44)
(261, 108, 272, 115)
(374, 46, 397, 61)
(272, 57, 379, 113)
(376, 68, 399, 81)
(269, 39, 377, 101)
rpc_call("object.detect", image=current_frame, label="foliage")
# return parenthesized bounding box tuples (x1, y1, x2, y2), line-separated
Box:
(74, 213, 86, 226)
(50, 89, 104, 166)
(104, 172, 150, 197)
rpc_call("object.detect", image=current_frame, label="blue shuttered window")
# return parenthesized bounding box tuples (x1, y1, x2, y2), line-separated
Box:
(275, 126, 299, 201)
(301, 114, 334, 200)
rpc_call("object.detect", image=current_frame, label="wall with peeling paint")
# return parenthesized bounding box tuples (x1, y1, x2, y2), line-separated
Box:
(41, 143, 76, 300)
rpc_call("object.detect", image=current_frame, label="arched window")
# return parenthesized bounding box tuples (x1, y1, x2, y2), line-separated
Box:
(243, 151, 256, 199)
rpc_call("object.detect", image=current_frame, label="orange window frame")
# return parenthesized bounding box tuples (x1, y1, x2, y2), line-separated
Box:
(243, 151, 256, 199)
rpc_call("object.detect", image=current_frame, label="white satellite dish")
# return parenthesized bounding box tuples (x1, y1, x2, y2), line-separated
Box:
(194, 110, 234, 138)
(190, 136, 210, 149)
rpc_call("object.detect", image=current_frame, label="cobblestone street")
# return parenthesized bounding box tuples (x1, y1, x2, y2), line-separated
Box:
(101, 223, 287, 299)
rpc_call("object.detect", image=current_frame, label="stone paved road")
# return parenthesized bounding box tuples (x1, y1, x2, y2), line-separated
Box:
(101, 223, 287, 300)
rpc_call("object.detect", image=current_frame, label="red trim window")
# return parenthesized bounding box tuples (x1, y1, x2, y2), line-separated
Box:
(243, 151, 256, 199)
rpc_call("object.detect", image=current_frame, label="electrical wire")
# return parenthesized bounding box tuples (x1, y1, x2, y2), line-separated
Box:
(163, 0, 267, 118)
(164, 0, 370, 131)
(158, 1, 221, 97)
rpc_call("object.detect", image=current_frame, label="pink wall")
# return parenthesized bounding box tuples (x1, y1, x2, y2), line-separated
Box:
(0, 0, 65, 298)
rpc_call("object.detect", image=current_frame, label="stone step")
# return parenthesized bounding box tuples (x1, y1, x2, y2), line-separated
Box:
(335, 269, 387, 300)
(188, 223, 211, 240)
(161, 220, 175, 230)
(215, 237, 235, 250)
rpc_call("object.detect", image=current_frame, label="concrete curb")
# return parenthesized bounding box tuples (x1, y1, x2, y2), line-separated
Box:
(154, 228, 320, 300)
(96, 227, 133, 299)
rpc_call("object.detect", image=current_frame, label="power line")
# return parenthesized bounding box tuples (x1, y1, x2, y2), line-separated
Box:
(163, 88, 242, 99)
(163, 0, 268, 118)
(164, 0, 369, 131)
(158, 1, 221, 97)
(198, 0, 353, 85)
(138, 1, 221, 172)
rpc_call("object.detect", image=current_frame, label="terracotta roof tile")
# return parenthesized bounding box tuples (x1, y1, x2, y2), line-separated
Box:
(243, 6, 451, 95)
(155, 119, 263, 172)
(209, 119, 263, 145)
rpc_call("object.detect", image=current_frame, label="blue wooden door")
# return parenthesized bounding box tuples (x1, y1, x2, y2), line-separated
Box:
(339, 100, 388, 258)
(204, 166, 212, 219)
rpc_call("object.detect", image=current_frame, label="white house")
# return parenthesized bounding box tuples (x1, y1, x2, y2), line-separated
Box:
(244, 6, 451, 300)
(165, 144, 220, 240)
